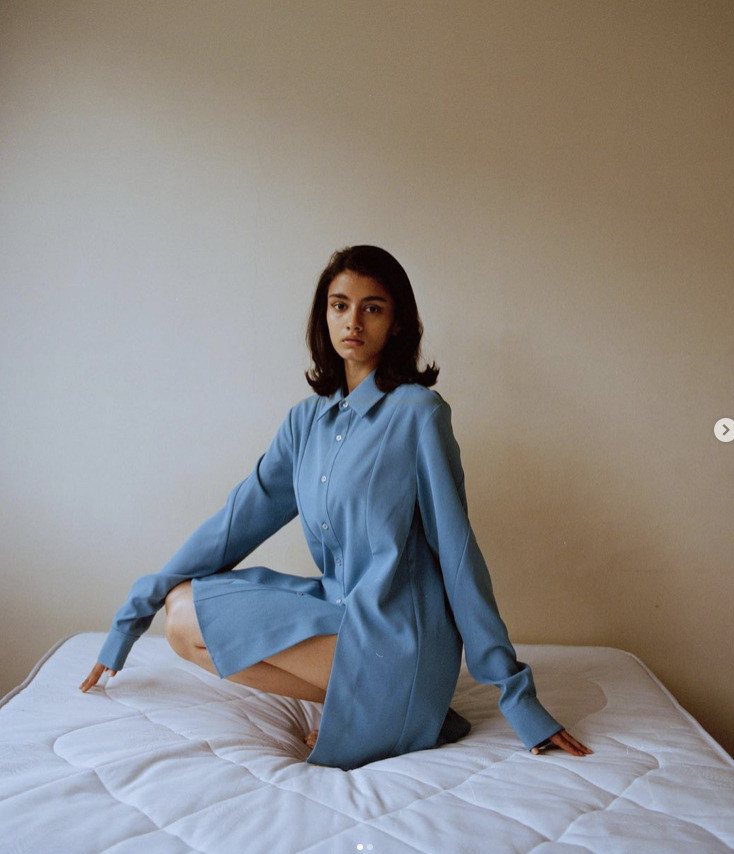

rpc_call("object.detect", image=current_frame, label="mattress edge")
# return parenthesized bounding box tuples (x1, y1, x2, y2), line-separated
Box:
(0, 632, 82, 709)
(616, 646, 734, 766)
(515, 643, 734, 766)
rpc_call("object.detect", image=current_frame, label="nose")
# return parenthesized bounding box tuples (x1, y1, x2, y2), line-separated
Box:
(346, 308, 362, 331)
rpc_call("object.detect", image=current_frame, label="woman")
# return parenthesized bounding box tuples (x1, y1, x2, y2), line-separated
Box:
(81, 245, 591, 769)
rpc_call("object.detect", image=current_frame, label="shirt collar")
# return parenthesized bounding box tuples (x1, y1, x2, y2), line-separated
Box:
(317, 370, 388, 420)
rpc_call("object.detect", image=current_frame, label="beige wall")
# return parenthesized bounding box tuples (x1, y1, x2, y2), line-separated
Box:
(1, 1, 732, 755)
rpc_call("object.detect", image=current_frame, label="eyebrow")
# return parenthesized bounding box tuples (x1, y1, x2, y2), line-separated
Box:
(328, 293, 389, 303)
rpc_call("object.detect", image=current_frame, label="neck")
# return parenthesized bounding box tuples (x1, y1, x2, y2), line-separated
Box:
(344, 363, 375, 394)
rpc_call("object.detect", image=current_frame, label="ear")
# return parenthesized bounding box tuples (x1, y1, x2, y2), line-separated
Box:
(391, 324, 401, 336)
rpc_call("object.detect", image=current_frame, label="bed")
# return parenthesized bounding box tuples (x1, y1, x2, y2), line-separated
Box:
(1, 633, 732, 853)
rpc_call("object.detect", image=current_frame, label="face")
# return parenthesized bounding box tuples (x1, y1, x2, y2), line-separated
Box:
(326, 270, 397, 387)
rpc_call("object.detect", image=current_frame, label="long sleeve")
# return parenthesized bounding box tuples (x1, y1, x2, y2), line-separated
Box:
(98, 410, 299, 671)
(415, 401, 561, 749)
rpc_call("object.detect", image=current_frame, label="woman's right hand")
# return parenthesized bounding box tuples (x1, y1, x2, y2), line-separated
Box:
(79, 662, 117, 692)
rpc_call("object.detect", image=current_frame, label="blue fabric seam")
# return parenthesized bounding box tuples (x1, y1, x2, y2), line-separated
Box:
(449, 531, 472, 603)
(388, 535, 423, 757)
(365, 400, 401, 560)
(220, 478, 246, 567)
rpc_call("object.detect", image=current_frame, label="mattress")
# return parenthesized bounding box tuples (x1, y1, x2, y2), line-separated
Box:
(1, 634, 732, 853)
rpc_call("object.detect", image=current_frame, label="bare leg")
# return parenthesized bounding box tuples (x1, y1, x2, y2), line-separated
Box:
(164, 581, 336, 704)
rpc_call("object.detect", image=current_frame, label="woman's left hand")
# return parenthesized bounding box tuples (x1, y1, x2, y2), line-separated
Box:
(531, 730, 592, 757)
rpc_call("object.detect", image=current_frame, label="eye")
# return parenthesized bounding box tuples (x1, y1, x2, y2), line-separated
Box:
(330, 301, 347, 311)
(364, 304, 382, 314)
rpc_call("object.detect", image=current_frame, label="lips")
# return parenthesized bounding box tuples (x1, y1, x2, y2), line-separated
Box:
(342, 337, 364, 346)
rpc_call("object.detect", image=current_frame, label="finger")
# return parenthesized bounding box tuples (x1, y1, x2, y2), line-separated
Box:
(551, 732, 581, 755)
(563, 734, 592, 754)
(531, 731, 593, 757)
(79, 664, 115, 692)
(551, 730, 593, 756)
(562, 732, 593, 755)
(79, 665, 102, 692)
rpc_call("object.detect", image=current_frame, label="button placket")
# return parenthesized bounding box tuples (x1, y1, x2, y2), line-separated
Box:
(317, 407, 349, 513)
(318, 405, 352, 603)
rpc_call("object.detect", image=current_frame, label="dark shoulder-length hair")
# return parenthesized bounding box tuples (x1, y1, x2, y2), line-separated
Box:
(306, 245, 439, 396)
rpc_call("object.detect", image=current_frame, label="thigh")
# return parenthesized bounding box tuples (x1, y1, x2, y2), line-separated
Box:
(264, 634, 337, 692)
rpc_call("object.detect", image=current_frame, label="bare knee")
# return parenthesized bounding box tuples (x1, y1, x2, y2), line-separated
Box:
(164, 581, 201, 658)
(165, 580, 193, 616)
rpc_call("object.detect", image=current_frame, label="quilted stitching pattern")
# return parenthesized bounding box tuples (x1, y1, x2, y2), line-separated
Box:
(1, 634, 732, 853)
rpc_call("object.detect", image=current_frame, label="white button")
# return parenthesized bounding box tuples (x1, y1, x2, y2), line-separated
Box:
(335, 598, 343, 605)
(714, 418, 734, 443)
(322, 522, 329, 530)
(336, 434, 343, 441)
(341, 401, 349, 409)
(320, 475, 327, 482)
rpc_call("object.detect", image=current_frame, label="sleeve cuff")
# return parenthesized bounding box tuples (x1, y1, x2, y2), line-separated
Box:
(98, 628, 138, 672)
(501, 695, 563, 749)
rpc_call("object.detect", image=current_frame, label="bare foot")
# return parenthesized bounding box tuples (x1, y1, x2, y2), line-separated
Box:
(304, 729, 318, 750)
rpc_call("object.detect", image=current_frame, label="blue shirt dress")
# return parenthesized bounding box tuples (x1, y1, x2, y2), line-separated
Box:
(98, 372, 561, 769)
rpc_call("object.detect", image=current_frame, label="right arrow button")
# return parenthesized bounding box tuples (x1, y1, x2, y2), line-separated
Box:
(714, 418, 734, 443)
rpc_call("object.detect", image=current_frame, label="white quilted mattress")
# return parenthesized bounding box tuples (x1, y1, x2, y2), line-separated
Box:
(1, 633, 732, 853)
